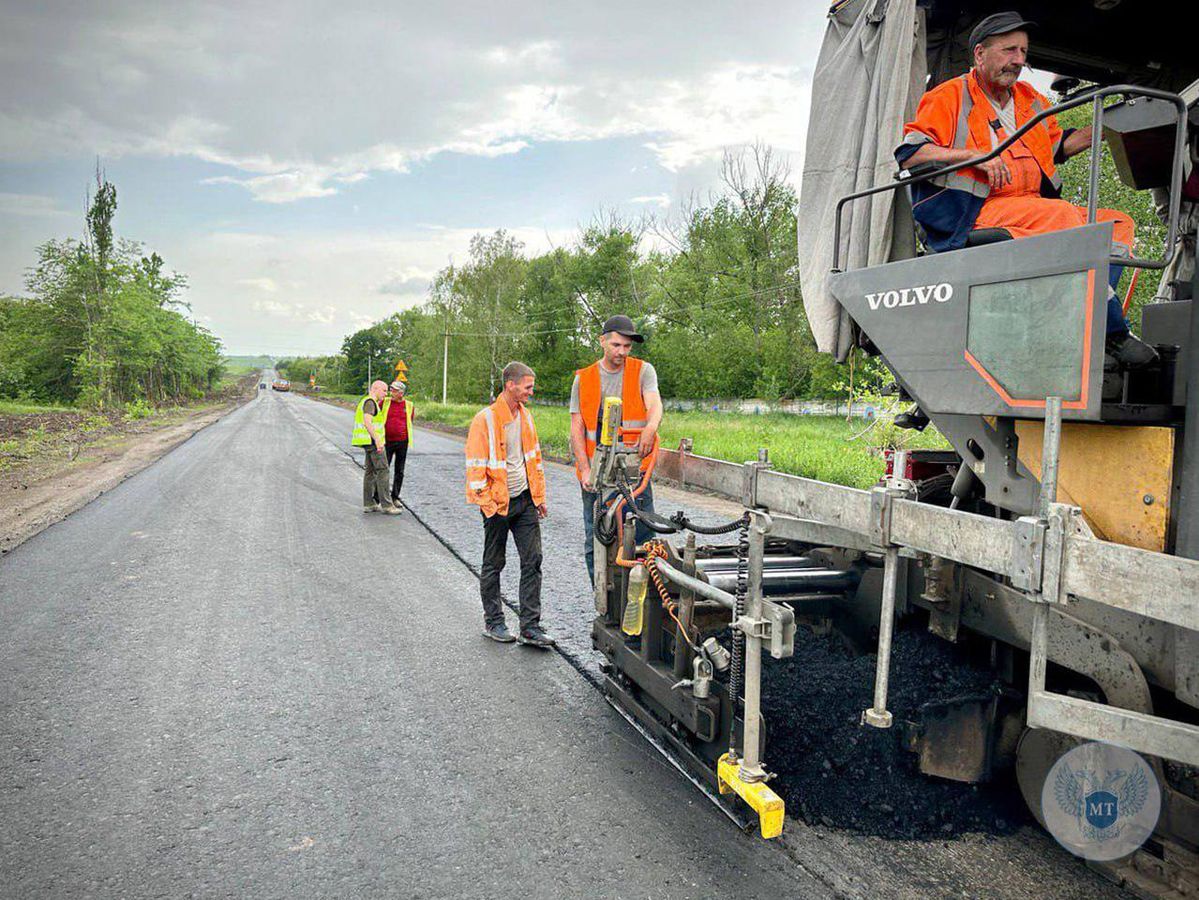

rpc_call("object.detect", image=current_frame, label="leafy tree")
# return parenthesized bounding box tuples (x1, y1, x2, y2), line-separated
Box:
(1, 170, 222, 407)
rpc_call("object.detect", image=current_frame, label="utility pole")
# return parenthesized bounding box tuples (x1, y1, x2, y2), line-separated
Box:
(442, 331, 449, 405)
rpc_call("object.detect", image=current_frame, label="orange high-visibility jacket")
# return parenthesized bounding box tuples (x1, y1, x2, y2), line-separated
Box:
(574, 357, 654, 483)
(464, 398, 546, 518)
(897, 70, 1067, 251)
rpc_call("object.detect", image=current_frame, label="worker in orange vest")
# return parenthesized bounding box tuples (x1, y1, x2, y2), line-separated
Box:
(895, 11, 1156, 375)
(569, 315, 663, 584)
(465, 361, 553, 647)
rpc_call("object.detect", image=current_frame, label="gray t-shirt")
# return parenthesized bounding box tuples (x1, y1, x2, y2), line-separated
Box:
(504, 415, 528, 498)
(988, 96, 1017, 148)
(569, 361, 659, 424)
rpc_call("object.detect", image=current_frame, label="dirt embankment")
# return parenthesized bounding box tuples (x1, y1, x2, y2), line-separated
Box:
(0, 375, 258, 555)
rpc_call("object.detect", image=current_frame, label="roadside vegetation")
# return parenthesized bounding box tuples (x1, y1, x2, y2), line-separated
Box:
(279, 120, 1164, 412)
(0, 375, 257, 476)
(222, 355, 274, 376)
(0, 168, 224, 411)
(310, 394, 945, 489)
(279, 146, 864, 404)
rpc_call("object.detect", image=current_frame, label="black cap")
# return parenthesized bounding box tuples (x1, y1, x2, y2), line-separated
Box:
(600, 314, 644, 343)
(968, 11, 1035, 52)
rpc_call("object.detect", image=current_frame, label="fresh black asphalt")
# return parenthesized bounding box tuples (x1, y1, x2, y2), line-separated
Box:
(0, 388, 822, 898)
(1, 389, 1128, 899)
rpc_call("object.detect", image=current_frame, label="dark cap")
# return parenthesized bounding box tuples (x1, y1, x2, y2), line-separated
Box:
(600, 314, 644, 343)
(968, 11, 1035, 52)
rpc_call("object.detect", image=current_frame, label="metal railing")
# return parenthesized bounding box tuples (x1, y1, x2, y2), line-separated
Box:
(831, 84, 1189, 273)
(653, 439, 1199, 766)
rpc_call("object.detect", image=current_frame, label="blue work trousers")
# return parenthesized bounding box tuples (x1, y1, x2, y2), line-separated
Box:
(582, 482, 656, 585)
(1107, 264, 1129, 338)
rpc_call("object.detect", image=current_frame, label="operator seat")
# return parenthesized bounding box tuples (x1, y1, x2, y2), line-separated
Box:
(894, 171, 1013, 430)
(896, 162, 1013, 254)
(961, 227, 1013, 247)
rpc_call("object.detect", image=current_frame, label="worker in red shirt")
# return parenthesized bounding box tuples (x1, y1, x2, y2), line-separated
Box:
(384, 380, 414, 506)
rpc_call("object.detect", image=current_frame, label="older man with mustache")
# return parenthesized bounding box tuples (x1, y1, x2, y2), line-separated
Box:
(895, 10, 1156, 375)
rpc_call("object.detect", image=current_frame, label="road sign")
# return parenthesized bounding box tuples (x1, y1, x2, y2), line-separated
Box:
(395, 359, 408, 375)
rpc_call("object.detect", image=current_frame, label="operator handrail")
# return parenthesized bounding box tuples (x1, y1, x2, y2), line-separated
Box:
(830, 84, 1188, 273)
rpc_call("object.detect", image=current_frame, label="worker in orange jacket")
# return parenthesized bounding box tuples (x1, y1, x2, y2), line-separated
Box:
(465, 361, 553, 647)
(569, 315, 663, 584)
(896, 11, 1156, 375)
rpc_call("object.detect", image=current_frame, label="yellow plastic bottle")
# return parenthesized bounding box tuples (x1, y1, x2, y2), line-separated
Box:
(622, 563, 648, 636)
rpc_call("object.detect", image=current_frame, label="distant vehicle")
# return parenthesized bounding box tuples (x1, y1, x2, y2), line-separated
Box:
(258, 382, 267, 390)
(271, 380, 290, 392)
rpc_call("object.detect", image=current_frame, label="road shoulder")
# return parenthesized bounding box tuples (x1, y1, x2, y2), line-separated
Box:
(0, 396, 252, 556)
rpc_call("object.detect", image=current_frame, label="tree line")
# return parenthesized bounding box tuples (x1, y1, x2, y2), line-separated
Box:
(283, 111, 1167, 406)
(282, 146, 853, 403)
(0, 170, 223, 408)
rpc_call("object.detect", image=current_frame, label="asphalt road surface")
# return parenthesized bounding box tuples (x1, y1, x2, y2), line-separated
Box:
(0, 388, 820, 898)
(1, 389, 1126, 898)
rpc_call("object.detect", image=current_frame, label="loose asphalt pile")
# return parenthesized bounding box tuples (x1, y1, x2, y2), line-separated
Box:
(761, 624, 1030, 839)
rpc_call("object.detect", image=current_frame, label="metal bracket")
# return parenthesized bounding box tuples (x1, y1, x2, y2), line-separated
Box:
(923, 556, 964, 642)
(1010, 516, 1046, 593)
(733, 599, 796, 660)
(870, 486, 895, 547)
(734, 615, 771, 639)
(869, 485, 911, 548)
(742, 450, 772, 509)
(1040, 504, 1073, 605)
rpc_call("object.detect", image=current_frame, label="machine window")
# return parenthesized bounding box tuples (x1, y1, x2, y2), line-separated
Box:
(966, 271, 1089, 402)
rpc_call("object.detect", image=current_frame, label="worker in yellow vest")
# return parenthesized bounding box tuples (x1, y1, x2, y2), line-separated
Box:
(569, 315, 663, 583)
(351, 379, 402, 515)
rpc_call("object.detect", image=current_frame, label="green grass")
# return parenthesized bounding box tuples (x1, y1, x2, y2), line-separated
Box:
(410, 401, 948, 489)
(0, 400, 74, 415)
(222, 355, 273, 376)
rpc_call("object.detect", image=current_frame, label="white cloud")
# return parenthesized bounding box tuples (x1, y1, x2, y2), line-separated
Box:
(237, 277, 278, 293)
(0, 1, 833, 354)
(629, 193, 671, 208)
(251, 297, 292, 316)
(0, 2, 824, 202)
(484, 40, 561, 68)
(172, 224, 576, 355)
(0, 192, 75, 219)
(377, 268, 433, 297)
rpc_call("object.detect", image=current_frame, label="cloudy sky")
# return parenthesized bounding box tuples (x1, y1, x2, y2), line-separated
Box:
(0, 1, 829, 355)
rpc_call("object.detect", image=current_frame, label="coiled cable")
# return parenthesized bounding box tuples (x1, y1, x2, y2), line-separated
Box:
(727, 516, 750, 755)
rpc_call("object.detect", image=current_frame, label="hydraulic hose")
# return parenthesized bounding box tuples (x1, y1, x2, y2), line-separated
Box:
(613, 435, 659, 547)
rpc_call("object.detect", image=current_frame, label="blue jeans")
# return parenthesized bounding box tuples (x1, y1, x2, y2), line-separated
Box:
(582, 482, 656, 585)
(1107, 264, 1129, 338)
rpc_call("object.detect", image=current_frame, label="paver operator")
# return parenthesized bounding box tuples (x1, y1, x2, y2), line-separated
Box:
(465, 361, 555, 648)
(570, 315, 663, 584)
(896, 10, 1157, 371)
(352, 379, 403, 515)
(384, 379, 414, 506)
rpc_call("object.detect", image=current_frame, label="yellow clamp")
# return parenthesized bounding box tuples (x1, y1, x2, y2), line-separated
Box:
(717, 753, 785, 839)
(600, 396, 622, 447)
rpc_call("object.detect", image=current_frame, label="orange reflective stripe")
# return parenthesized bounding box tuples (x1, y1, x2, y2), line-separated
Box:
(907, 71, 1061, 201)
(465, 399, 546, 516)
